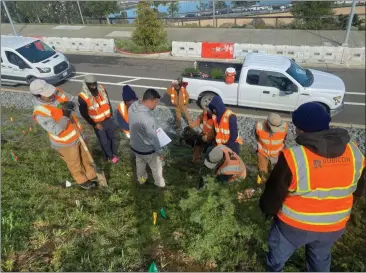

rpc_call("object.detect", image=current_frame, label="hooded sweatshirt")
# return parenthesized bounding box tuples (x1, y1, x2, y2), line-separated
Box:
(116, 85, 138, 131)
(259, 128, 366, 216)
(208, 95, 238, 145)
(128, 100, 163, 155)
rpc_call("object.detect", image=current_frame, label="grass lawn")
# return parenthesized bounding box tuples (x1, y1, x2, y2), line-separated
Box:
(1, 107, 366, 272)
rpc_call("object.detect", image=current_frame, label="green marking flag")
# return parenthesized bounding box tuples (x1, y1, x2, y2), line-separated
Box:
(160, 208, 167, 219)
(148, 262, 158, 272)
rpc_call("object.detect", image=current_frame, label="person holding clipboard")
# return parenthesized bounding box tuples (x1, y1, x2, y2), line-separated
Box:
(128, 88, 171, 189)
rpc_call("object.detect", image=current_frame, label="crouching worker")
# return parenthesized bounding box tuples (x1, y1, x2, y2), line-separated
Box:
(189, 107, 215, 163)
(255, 113, 288, 184)
(30, 79, 97, 190)
(204, 145, 246, 184)
(208, 95, 243, 155)
(116, 85, 138, 139)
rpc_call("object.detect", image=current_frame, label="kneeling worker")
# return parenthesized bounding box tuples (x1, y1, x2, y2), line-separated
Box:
(204, 146, 246, 183)
(208, 95, 243, 155)
(189, 106, 215, 163)
(30, 79, 97, 190)
(255, 113, 288, 184)
(116, 85, 138, 139)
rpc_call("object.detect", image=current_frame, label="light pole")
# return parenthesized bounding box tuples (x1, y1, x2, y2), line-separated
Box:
(342, 0, 357, 46)
(76, 1, 85, 25)
(2, 0, 18, 36)
(212, 0, 216, 27)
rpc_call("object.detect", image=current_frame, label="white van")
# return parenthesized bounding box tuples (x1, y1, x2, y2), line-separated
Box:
(1, 35, 72, 86)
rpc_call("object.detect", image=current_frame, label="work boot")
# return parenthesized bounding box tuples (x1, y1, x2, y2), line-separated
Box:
(78, 180, 97, 190)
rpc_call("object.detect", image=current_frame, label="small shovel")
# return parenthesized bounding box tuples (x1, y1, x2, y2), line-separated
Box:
(70, 113, 108, 187)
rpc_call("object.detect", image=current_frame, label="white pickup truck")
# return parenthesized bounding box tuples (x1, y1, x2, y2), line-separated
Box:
(183, 53, 345, 116)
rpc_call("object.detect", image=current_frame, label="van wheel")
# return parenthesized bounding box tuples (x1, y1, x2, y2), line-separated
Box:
(199, 92, 217, 110)
(27, 76, 37, 85)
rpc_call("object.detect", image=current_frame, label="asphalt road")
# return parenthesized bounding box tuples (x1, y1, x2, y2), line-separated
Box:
(2, 54, 365, 126)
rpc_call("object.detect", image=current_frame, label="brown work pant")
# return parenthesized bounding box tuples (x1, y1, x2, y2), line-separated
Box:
(257, 152, 278, 180)
(56, 142, 97, 184)
(174, 105, 193, 131)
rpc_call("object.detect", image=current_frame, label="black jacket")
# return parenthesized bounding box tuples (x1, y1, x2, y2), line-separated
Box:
(259, 128, 366, 216)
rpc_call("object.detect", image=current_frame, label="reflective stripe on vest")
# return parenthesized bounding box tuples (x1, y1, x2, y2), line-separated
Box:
(79, 88, 111, 123)
(278, 142, 365, 232)
(33, 90, 81, 145)
(202, 112, 213, 134)
(288, 143, 363, 197)
(216, 146, 246, 182)
(213, 110, 242, 145)
(256, 121, 287, 157)
(169, 87, 188, 105)
(281, 204, 352, 225)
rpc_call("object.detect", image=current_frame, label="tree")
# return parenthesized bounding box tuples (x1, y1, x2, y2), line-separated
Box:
(152, 1, 166, 11)
(197, 1, 209, 12)
(291, 1, 335, 29)
(210, 1, 227, 10)
(167, 2, 180, 17)
(132, 1, 167, 52)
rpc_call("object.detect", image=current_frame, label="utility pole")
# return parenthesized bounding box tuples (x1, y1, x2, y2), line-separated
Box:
(212, 0, 216, 27)
(2, 0, 17, 36)
(77, 1, 85, 25)
(342, 0, 357, 46)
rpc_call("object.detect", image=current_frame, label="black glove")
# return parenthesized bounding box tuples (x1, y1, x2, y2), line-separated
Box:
(60, 102, 74, 118)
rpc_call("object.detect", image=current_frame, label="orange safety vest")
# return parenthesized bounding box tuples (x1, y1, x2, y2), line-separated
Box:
(202, 111, 214, 135)
(118, 101, 130, 138)
(216, 146, 246, 182)
(212, 109, 243, 145)
(256, 121, 288, 157)
(278, 142, 365, 232)
(79, 85, 111, 123)
(33, 88, 82, 145)
(167, 86, 189, 106)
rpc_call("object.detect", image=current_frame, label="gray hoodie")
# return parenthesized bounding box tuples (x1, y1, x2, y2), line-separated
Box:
(128, 100, 163, 155)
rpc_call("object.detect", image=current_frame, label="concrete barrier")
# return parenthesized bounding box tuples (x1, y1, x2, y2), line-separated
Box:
(342, 47, 366, 63)
(233, 43, 268, 59)
(43, 37, 114, 53)
(171, 41, 202, 57)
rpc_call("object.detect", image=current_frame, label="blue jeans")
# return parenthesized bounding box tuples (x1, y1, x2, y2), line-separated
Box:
(94, 117, 116, 159)
(266, 218, 345, 272)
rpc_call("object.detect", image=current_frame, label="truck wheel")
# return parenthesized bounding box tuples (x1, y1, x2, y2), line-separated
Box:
(200, 92, 216, 110)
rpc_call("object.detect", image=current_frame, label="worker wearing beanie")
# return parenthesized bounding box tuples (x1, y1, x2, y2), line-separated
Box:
(116, 85, 138, 139)
(78, 75, 118, 164)
(259, 102, 366, 272)
(30, 79, 97, 190)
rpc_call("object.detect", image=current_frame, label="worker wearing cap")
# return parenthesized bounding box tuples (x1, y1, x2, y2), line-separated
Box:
(30, 79, 97, 190)
(208, 95, 243, 155)
(189, 104, 215, 163)
(259, 102, 366, 272)
(255, 113, 288, 184)
(167, 77, 192, 134)
(116, 85, 138, 139)
(204, 145, 246, 183)
(78, 75, 118, 164)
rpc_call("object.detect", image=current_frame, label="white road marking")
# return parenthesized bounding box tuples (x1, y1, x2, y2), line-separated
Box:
(344, 102, 366, 106)
(2, 87, 365, 129)
(68, 79, 166, 91)
(345, 92, 365, 96)
(118, 78, 140, 84)
(71, 74, 86, 79)
(75, 71, 173, 82)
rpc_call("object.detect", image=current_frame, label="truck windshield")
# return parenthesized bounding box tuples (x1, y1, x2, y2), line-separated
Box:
(286, 60, 312, 87)
(16, 40, 56, 63)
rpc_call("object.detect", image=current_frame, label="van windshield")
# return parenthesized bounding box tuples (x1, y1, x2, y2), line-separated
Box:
(16, 40, 56, 63)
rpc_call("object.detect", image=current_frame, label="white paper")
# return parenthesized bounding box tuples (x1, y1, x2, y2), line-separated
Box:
(66, 180, 72, 187)
(156, 127, 172, 147)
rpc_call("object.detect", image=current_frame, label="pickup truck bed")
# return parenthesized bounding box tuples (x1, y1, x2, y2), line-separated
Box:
(197, 61, 242, 82)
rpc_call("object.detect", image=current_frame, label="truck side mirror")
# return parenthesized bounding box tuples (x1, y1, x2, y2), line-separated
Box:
(52, 46, 56, 50)
(285, 83, 298, 94)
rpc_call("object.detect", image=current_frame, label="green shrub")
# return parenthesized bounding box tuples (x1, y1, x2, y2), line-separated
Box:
(115, 39, 171, 54)
(211, 68, 224, 80)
